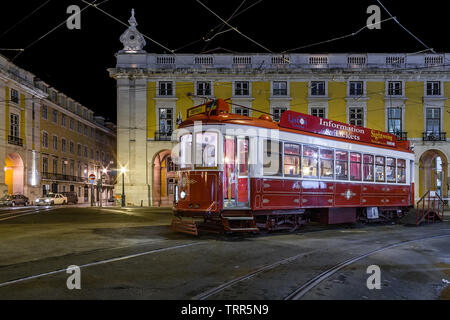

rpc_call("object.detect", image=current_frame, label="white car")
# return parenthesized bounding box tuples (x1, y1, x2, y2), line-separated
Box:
(35, 193, 68, 206)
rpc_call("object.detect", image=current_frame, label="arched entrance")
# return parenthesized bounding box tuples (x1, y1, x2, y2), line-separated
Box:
(152, 150, 178, 207)
(419, 149, 448, 198)
(4, 152, 24, 195)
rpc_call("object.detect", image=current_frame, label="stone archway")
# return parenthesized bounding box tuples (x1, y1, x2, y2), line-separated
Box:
(4, 152, 24, 195)
(418, 149, 448, 198)
(152, 149, 178, 207)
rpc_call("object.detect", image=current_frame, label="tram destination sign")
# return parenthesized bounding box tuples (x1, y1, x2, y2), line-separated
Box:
(279, 111, 397, 147)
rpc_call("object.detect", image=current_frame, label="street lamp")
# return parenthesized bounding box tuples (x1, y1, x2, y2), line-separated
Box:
(120, 167, 126, 207)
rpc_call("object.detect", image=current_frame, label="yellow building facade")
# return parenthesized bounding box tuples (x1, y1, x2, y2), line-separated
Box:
(1, 54, 117, 204)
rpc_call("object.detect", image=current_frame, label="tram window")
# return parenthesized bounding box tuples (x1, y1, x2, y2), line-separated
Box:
(238, 139, 249, 176)
(320, 148, 334, 179)
(350, 153, 362, 181)
(375, 156, 385, 182)
(363, 154, 374, 181)
(386, 157, 396, 182)
(284, 143, 301, 176)
(302, 146, 319, 178)
(195, 132, 218, 168)
(397, 159, 406, 183)
(335, 150, 348, 180)
(179, 134, 192, 169)
(263, 140, 282, 176)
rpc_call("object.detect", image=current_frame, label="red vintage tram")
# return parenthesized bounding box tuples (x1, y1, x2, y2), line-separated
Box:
(171, 99, 415, 235)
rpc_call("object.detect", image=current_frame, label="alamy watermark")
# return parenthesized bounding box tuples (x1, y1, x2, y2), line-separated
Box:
(366, 265, 381, 290)
(66, 265, 81, 290)
(67, 5, 81, 30)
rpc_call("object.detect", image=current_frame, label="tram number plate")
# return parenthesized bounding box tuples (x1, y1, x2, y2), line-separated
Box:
(367, 207, 379, 219)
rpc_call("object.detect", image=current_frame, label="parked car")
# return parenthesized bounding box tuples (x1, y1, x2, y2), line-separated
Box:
(35, 193, 68, 206)
(60, 192, 78, 204)
(0, 194, 29, 207)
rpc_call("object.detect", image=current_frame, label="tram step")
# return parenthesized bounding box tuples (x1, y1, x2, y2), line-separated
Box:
(223, 216, 254, 221)
(171, 219, 198, 236)
(227, 227, 259, 232)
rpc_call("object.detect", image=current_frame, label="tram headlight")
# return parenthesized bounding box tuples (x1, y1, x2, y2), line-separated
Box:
(180, 190, 186, 199)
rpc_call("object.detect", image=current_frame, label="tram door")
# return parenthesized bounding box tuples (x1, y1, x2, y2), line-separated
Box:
(224, 136, 249, 208)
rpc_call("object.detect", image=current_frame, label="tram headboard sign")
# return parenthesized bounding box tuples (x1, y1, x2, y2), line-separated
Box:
(279, 111, 397, 147)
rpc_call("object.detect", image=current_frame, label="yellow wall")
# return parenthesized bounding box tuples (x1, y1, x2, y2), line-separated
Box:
(214, 82, 232, 99)
(290, 82, 308, 114)
(146, 81, 156, 139)
(405, 82, 424, 139)
(176, 82, 194, 125)
(366, 82, 385, 131)
(4, 157, 13, 194)
(328, 81, 347, 123)
(252, 82, 270, 114)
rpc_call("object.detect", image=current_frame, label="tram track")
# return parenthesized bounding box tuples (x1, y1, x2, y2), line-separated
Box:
(0, 207, 54, 221)
(0, 242, 203, 289)
(193, 232, 450, 300)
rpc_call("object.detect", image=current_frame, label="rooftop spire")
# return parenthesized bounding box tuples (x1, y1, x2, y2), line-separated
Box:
(119, 9, 146, 53)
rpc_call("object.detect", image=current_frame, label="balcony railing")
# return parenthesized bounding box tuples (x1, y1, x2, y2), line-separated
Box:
(392, 132, 408, 141)
(422, 132, 446, 141)
(8, 135, 23, 146)
(155, 131, 173, 141)
(41, 172, 87, 183)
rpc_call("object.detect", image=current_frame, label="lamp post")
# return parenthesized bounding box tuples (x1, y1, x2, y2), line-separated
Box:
(120, 167, 126, 207)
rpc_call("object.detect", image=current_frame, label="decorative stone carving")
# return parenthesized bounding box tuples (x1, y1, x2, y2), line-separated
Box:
(119, 9, 146, 52)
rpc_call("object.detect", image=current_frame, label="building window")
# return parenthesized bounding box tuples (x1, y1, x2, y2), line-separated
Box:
(52, 158, 58, 174)
(52, 110, 58, 124)
(42, 105, 48, 120)
(96, 151, 99, 161)
(10, 114, 19, 138)
(159, 108, 173, 134)
(311, 81, 326, 96)
(426, 81, 441, 96)
(235, 107, 249, 117)
(90, 127, 94, 138)
(62, 161, 67, 176)
(349, 81, 363, 96)
(52, 136, 58, 150)
(43, 132, 48, 148)
(70, 118, 74, 130)
(43, 157, 48, 173)
(425, 107, 441, 134)
(61, 114, 66, 127)
(273, 81, 288, 96)
(349, 107, 364, 126)
(10, 89, 19, 104)
(235, 81, 249, 96)
(387, 107, 402, 134)
(77, 121, 82, 133)
(272, 107, 287, 122)
(83, 110, 87, 119)
(84, 146, 88, 158)
(32, 103, 35, 120)
(62, 139, 66, 152)
(77, 144, 82, 156)
(388, 81, 402, 96)
(311, 107, 325, 118)
(197, 81, 211, 96)
(90, 149, 94, 159)
(84, 125, 88, 136)
(159, 81, 173, 96)
(70, 141, 74, 154)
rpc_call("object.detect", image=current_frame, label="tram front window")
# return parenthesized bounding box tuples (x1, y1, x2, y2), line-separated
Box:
(179, 134, 192, 169)
(195, 132, 218, 168)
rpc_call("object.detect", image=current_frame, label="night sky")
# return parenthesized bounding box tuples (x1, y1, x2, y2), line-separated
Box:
(1, 0, 448, 123)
